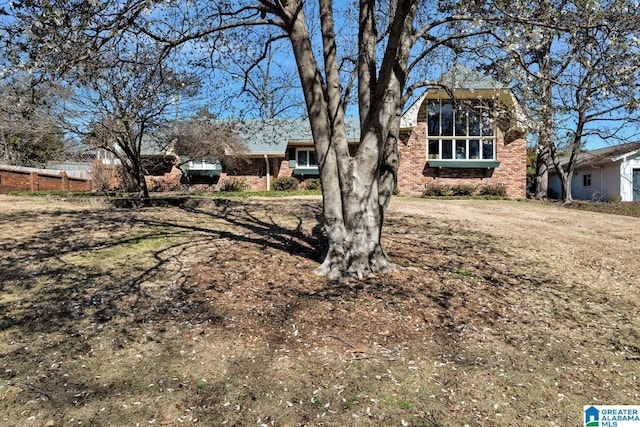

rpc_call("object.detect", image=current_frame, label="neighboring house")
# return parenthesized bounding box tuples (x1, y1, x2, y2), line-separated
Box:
(95, 148, 122, 167)
(45, 161, 93, 179)
(548, 141, 640, 201)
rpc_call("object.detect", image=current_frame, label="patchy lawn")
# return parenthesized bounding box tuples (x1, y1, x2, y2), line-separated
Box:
(564, 200, 640, 218)
(1, 195, 639, 427)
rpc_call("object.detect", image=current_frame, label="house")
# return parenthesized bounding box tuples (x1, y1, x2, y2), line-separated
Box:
(195, 66, 527, 197)
(89, 65, 527, 197)
(197, 118, 361, 191)
(396, 65, 527, 197)
(548, 141, 640, 201)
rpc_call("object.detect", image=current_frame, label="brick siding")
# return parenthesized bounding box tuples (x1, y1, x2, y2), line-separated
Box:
(0, 166, 92, 193)
(216, 156, 305, 191)
(397, 122, 526, 198)
(219, 125, 526, 198)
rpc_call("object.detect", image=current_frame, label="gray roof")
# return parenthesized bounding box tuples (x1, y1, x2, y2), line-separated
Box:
(437, 63, 505, 90)
(565, 141, 640, 167)
(230, 118, 360, 156)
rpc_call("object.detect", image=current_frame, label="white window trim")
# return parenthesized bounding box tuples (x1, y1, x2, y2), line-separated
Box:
(295, 147, 318, 168)
(427, 137, 497, 161)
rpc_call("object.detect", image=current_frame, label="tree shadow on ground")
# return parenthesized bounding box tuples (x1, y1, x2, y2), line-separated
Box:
(0, 197, 325, 332)
(0, 196, 569, 426)
(0, 196, 561, 353)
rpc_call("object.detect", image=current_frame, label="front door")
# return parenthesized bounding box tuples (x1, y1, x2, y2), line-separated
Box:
(633, 169, 640, 201)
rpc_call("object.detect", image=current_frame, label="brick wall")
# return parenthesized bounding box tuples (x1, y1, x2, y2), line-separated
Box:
(396, 121, 527, 198)
(146, 166, 184, 192)
(216, 156, 300, 191)
(0, 166, 92, 193)
(217, 157, 269, 191)
(215, 127, 526, 198)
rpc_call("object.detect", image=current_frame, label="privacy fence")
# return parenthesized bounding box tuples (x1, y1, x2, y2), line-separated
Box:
(0, 165, 92, 193)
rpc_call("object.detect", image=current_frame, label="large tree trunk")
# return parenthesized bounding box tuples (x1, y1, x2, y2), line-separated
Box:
(534, 36, 553, 200)
(315, 122, 400, 279)
(283, 0, 413, 278)
(535, 144, 550, 199)
(316, 163, 394, 279)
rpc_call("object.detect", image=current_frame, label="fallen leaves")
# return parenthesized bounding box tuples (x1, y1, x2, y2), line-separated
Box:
(1, 197, 640, 426)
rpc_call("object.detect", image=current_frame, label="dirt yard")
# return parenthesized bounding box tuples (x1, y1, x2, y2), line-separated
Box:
(1, 195, 639, 426)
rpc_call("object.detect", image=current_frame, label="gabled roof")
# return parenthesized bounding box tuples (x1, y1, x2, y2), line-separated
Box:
(400, 64, 527, 130)
(438, 63, 505, 90)
(229, 118, 361, 156)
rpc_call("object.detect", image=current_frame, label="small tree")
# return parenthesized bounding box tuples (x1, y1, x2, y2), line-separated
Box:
(0, 75, 66, 167)
(168, 117, 246, 185)
(548, 4, 640, 203)
(71, 47, 199, 198)
(471, 0, 640, 203)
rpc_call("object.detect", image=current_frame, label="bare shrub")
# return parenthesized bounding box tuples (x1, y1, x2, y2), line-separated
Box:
(218, 177, 248, 192)
(423, 184, 451, 197)
(271, 177, 299, 191)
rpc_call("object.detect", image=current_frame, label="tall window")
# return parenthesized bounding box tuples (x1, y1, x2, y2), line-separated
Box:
(427, 99, 495, 161)
(296, 148, 318, 168)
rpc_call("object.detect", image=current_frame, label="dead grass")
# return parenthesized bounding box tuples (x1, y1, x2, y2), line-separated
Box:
(565, 200, 640, 217)
(1, 195, 639, 426)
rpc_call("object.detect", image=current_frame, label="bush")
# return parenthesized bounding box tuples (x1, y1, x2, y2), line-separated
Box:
(478, 185, 507, 197)
(146, 177, 185, 193)
(303, 178, 322, 191)
(92, 162, 117, 192)
(271, 177, 299, 191)
(423, 184, 450, 197)
(117, 167, 138, 192)
(450, 184, 476, 196)
(218, 177, 248, 192)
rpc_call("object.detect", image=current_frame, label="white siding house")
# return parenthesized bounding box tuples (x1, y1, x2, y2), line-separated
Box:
(548, 142, 640, 201)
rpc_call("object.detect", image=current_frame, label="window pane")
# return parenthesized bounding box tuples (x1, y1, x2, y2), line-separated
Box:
(455, 140, 466, 159)
(428, 140, 440, 159)
(455, 104, 468, 136)
(441, 101, 454, 136)
(427, 100, 440, 136)
(481, 110, 494, 136)
(482, 140, 494, 159)
(309, 150, 318, 166)
(442, 140, 453, 159)
(468, 107, 481, 136)
(297, 150, 307, 166)
(469, 140, 480, 159)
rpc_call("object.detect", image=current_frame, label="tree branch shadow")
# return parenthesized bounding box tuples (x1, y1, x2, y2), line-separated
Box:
(0, 196, 569, 425)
